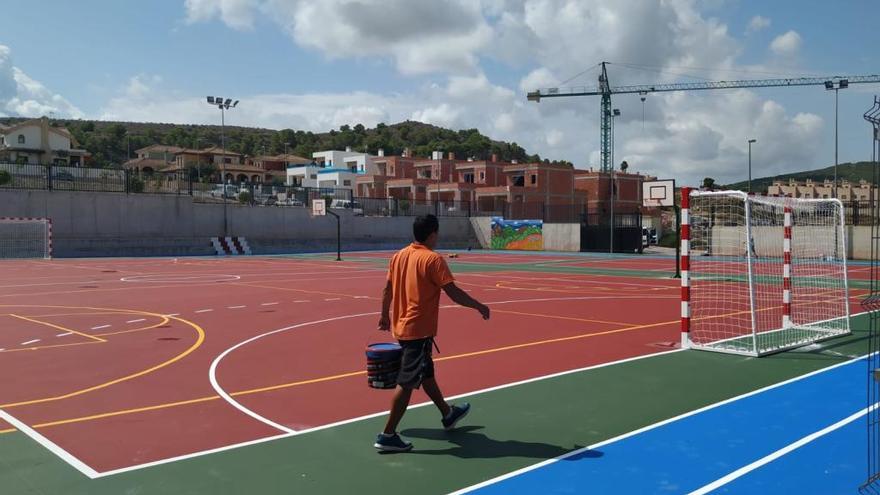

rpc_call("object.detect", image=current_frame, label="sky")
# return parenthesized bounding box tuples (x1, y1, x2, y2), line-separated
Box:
(0, 0, 877, 185)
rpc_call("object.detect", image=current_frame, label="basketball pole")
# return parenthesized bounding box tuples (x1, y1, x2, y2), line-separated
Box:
(327, 209, 341, 261)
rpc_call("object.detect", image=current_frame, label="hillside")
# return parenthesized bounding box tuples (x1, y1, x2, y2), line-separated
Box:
(723, 161, 875, 192)
(0, 117, 555, 169)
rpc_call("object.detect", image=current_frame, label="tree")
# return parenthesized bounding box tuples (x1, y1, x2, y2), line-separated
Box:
(702, 177, 716, 190)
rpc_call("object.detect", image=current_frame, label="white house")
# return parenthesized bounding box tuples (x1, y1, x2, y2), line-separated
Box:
(0, 117, 89, 166)
(287, 148, 379, 190)
(311, 147, 379, 175)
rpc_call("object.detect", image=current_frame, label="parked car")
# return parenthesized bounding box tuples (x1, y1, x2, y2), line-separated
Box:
(54, 171, 74, 181)
(330, 199, 364, 216)
(210, 184, 240, 199)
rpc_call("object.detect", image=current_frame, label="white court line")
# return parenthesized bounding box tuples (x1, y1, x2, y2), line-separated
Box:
(324, 298, 341, 301)
(448, 347, 871, 495)
(260, 302, 279, 306)
(194, 309, 213, 313)
(688, 402, 878, 494)
(126, 319, 146, 324)
(165, 313, 180, 317)
(0, 348, 5, 352)
(293, 300, 308, 303)
(0, 408, 99, 479)
(20, 339, 40, 346)
(56, 332, 72, 337)
(90, 304, 869, 479)
(103, 341, 685, 478)
(227, 306, 246, 309)
(90, 325, 110, 330)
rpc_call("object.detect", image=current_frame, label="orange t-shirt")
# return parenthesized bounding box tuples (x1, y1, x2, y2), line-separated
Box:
(387, 243, 455, 340)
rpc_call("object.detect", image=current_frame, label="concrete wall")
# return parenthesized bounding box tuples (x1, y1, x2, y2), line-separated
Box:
(469, 217, 492, 249)
(543, 223, 581, 252)
(697, 225, 865, 259)
(0, 190, 479, 257)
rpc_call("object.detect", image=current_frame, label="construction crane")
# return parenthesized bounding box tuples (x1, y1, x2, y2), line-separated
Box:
(527, 61, 880, 172)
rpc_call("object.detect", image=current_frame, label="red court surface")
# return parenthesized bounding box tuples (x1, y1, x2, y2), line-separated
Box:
(0, 252, 867, 475)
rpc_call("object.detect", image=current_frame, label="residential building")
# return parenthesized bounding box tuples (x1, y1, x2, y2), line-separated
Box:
(0, 117, 89, 166)
(123, 145, 285, 184)
(312, 147, 379, 175)
(355, 150, 415, 198)
(574, 169, 648, 214)
(768, 178, 876, 201)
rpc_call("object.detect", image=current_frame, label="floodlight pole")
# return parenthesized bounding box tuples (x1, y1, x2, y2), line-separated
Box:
(747, 139, 756, 193)
(327, 209, 341, 261)
(206, 96, 238, 237)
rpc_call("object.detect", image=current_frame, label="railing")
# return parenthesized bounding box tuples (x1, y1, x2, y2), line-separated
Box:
(0, 163, 603, 223)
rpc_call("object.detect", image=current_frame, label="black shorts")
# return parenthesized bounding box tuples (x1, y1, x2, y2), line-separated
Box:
(396, 338, 435, 390)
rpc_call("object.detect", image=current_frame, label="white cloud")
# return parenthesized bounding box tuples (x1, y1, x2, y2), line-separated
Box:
(770, 30, 802, 56)
(184, 0, 260, 30)
(746, 15, 771, 34)
(0, 44, 83, 119)
(117, 0, 831, 185)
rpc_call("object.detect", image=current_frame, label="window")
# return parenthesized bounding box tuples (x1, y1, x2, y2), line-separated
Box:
(390, 166, 395, 175)
(343, 180, 351, 186)
(17, 134, 25, 144)
(464, 173, 474, 183)
(479, 171, 485, 180)
(416, 186, 426, 193)
(512, 175, 524, 187)
(530, 174, 537, 185)
(223, 157, 231, 164)
(310, 174, 317, 179)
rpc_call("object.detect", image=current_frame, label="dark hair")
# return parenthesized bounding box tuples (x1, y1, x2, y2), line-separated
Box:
(413, 214, 439, 242)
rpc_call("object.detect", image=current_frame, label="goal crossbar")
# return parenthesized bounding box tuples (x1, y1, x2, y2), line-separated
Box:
(680, 189, 850, 356)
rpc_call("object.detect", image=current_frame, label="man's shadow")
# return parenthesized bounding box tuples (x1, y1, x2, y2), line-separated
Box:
(399, 425, 603, 460)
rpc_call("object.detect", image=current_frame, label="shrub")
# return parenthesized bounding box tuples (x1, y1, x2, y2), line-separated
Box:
(238, 190, 253, 204)
(0, 170, 10, 186)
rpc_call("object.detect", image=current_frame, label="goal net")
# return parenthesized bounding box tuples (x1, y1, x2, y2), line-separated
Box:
(0, 218, 52, 259)
(681, 190, 849, 356)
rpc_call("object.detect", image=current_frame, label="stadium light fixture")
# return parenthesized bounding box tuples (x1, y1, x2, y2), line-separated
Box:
(205, 94, 240, 236)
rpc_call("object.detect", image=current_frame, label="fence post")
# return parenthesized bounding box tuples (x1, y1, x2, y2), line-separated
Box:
(46, 163, 53, 191)
(188, 172, 194, 196)
(124, 169, 130, 194)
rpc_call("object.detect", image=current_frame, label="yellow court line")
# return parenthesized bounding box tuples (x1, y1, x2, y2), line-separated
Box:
(0, 305, 205, 409)
(0, 315, 681, 431)
(8, 314, 106, 343)
(0, 297, 850, 433)
(492, 309, 638, 327)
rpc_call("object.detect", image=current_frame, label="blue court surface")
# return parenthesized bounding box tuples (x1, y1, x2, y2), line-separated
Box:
(457, 355, 870, 494)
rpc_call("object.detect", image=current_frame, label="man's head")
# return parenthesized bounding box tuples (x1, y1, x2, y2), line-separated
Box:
(413, 214, 440, 249)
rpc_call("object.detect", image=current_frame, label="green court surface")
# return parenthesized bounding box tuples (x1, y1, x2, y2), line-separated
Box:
(0, 313, 869, 495)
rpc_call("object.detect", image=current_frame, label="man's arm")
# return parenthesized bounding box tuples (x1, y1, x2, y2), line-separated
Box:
(443, 282, 490, 320)
(378, 280, 392, 331)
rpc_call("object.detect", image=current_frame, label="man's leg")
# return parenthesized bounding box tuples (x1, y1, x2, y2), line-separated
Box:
(383, 385, 413, 435)
(421, 376, 451, 418)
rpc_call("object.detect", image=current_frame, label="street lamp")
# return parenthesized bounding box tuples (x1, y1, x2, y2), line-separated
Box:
(432, 150, 442, 216)
(826, 79, 848, 197)
(206, 96, 239, 236)
(747, 139, 756, 194)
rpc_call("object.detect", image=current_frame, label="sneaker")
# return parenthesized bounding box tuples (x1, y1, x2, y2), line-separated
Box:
(374, 433, 413, 452)
(442, 403, 470, 431)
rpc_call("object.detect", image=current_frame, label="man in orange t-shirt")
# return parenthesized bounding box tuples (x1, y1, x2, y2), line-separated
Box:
(374, 214, 490, 452)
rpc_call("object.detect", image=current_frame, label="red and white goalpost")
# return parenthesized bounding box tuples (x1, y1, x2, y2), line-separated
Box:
(0, 217, 52, 259)
(680, 188, 849, 356)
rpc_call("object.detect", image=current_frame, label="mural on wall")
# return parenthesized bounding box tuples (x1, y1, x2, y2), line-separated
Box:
(490, 217, 543, 251)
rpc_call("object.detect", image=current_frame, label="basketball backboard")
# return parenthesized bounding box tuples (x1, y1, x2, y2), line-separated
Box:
(312, 199, 326, 216)
(642, 179, 675, 207)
